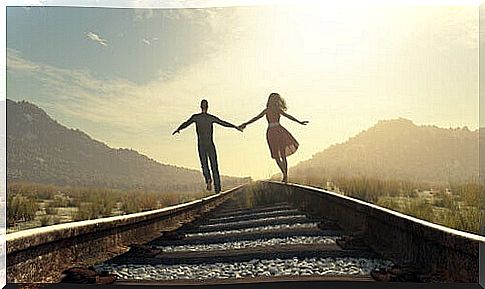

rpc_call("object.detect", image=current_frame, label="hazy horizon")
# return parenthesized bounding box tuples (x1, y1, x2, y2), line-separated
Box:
(6, 4, 479, 179)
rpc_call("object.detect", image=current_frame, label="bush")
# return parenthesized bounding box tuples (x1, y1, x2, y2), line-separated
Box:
(7, 194, 38, 226)
(40, 215, 61, 227)
(40, 215, 51, 227)
(74, 190, 117, 221)
(120, 191, 194, 214)
(376, 197, 401, 211)
(120, 191, 159, 214)
(51, 194, 74, 207)
(402, 199, 435, 221)
(45, 206, 58, 215)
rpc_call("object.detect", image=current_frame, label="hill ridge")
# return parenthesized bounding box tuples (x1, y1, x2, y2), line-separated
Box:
(291, 117, 478, 184)
(7, 99, 247, 191)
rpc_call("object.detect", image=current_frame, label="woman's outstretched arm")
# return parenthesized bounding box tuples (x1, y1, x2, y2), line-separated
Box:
(280, 109, 309, 125)
(240, 108, 267, 129)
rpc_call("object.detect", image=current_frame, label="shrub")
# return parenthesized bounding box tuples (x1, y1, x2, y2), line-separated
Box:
(45, 206, 58, 215)
(7, 194, 38, 226)
(40, 215, 51, 227)
(74, 190, 117, 220)
(401, 199, 435, 222)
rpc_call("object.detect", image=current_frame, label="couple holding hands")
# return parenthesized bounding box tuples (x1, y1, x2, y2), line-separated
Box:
(172, 92, 308, 193)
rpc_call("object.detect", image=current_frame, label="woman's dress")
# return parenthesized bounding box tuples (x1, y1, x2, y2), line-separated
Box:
(265, 109, 299, 159)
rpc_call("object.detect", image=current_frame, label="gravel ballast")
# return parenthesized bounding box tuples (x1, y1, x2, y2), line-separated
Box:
(95, 257, 393, 281)
(155, 236, 339, 252)
(186, 223, 319, 237)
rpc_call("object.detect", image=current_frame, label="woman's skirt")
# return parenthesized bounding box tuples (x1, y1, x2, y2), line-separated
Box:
(266, 124, 299, 159)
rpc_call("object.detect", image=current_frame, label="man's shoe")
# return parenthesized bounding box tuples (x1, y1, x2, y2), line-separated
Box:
(206, 179, 212, 191)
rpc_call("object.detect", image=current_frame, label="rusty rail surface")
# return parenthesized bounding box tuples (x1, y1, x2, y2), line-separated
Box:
(6, 184, 247, 283)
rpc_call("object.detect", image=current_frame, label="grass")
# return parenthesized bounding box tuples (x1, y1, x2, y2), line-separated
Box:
(74, 189, 117, 221)
(8, 177, 482, 235)
(7, 193, 38, 226)
(40, 215, 61, 227)
(7, 181, 208, 232)
(45, 206, 58, 215)
(291, 175, 483, 235)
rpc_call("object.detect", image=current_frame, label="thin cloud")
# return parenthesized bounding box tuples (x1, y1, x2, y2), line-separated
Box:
(6, 48, 40, 71)
(85, 31, 108, 47)
(6, 48, 210, 130)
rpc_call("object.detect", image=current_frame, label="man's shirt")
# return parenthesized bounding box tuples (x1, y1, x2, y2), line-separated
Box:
(178, 113, 236, 146)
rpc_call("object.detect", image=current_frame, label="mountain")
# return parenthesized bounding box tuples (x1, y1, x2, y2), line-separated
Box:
(291, 118, 479, 184)
(7, 99, 248, 191)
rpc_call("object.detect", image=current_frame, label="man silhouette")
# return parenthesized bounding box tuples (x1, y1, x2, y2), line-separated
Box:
(173, 99, 242, 193)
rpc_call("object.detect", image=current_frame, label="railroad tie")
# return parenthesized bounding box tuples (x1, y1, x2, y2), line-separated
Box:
(92, 197, 395, 284)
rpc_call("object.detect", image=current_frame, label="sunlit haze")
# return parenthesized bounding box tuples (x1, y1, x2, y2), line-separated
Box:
(6, 3, 478, 179)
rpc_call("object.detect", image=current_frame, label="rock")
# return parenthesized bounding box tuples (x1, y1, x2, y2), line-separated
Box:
(124, 244, 161, 257)
(318, 219, 341, 230)
(269, 267, 278, 275)
(370, 264, 423, 282)
(370, 268, 394, 282)
(59, 267, 116, 284)
(160, 231, 185, 240)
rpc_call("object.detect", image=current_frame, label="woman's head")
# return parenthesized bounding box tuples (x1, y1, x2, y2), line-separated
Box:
(266, 93, 287, 111)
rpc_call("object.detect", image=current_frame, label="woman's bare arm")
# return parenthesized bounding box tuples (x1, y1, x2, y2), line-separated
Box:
(240, 108, 267, 128)
(280, 109, 308, 125)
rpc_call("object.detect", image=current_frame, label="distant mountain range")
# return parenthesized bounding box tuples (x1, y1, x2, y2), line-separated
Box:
(291, 118, 479, 184)
(7, 99, 249, 192)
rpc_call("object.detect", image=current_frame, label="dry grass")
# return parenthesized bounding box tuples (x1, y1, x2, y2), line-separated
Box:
(7, 181, 207, 231)
(292, 176, 483, 235)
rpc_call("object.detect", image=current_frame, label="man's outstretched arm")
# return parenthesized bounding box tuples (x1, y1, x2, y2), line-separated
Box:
(213, 116, 243, 132)
(173, 115, 195, 135)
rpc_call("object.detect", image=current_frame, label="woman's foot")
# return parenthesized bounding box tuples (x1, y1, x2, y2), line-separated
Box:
(206, 179, 212, 191)
(282, 174, 288, 183)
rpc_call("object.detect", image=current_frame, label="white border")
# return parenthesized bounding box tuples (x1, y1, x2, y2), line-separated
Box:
(4, 0, 484, 8)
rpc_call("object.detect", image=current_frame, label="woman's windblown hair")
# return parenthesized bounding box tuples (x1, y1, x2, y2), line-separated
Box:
(266, 92, 287, 111)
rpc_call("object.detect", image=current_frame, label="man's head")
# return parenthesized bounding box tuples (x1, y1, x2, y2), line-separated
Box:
(200, 99, 208, 113)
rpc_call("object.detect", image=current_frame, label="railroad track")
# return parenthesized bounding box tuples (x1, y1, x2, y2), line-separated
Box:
(93, 199, 393, 285)
(8, 181, 483, 284)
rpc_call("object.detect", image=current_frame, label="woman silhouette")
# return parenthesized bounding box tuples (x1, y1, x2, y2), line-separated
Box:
(239, 93, 308, 182)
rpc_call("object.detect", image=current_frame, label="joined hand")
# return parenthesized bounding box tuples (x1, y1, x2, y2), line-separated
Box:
(300, 120, 309, 125)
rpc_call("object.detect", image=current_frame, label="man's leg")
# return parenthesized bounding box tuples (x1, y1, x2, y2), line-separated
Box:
(207, 143, 221, 193)
(197, 143, 212, 188)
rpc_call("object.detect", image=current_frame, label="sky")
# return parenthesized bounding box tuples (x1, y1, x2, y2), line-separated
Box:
(6, 3, 479, 180)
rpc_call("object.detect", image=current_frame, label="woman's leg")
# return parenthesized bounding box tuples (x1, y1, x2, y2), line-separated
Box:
(281, 154, 288, 182)
(274, 150, 288, 182)
(275, 157, 285, 180)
